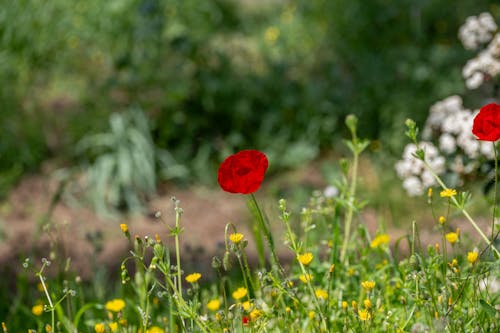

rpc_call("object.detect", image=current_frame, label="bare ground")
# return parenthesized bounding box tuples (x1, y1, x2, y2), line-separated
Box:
(0, 165, 493, 282)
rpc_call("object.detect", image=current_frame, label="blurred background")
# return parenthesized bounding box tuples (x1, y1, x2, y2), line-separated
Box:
(2, 0, 498, 195)
(1, 0, 499, 323)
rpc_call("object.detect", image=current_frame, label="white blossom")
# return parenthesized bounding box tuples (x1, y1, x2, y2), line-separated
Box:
(402, 176, 424, 196)
(458, 12, 497, 50)
(439, 133, 456, 154)
(323, 185, 339, 198)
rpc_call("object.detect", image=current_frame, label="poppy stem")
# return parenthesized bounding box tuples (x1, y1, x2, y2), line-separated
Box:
(249, 193, 280, 269)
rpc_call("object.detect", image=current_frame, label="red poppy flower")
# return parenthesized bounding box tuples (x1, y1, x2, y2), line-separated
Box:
(472, 103, 500, 142)
(242, 316, 250, 325)
(218, 150, 268, 194)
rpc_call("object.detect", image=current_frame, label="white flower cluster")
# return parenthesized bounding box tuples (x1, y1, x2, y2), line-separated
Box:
(458, 12, 497, 50)
(423, 96, 495, 159)
(460, 13, 500, 89)
(396, 13, 498, 197)
(395, 142, 445, 196)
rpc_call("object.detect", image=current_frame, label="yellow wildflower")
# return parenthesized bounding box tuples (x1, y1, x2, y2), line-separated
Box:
(358, 309, 371, 321)
(467, 251, 478, 264)
(299, 274, 313, 283)
(438, 216, 446, 225)
(250, 309, 262, 321)
(105, 298, 126, 312)
(146, 327, 165, 333)
(229, 233, 244, 244)
(370, 234, 390, 248)
(445, 232, 458, 245)
(45, 325, 51, 333)
(185, 273, 202, 284)
(286, 306, 291, 313)
(120, 224, 128, 233)
(352, 300, 357, 309)
(207, 299, 220, 311)
(363, 299, 372, 309)
(361, 280, 376, 291)
(242, 301, 253, 311)
(440, 188, 457, 198)
(297, 252, 314, 266)
(342, 301, 348, 310)
(315, 289, 328, 300)
(308, 310, 316, 320)
(32, 304, 44, 316)
(232, 287, 248, 300)
(94, 323, 105, 333)
(329, 264, 335, 273)
(109, 322, 118, 332)
(428, 188, 433, 197)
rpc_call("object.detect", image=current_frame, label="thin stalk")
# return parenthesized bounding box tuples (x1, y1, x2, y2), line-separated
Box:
(492, 143, 498, 241)
(250, 194, 280, 269)
(175, 206, 183, 296)
(340, 149, 359, 263)
(38, 269, 55, 333)
(298, 264, 328, 331)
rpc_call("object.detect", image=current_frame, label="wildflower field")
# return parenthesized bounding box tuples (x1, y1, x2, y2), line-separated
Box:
(1, 3, 500, 333)
(2, 110, 500, 333)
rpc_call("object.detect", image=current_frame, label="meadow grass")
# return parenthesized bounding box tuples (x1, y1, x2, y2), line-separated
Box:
(2, 116, 499, 333)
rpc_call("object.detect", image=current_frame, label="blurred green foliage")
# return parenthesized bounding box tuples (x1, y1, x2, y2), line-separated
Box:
(1, 0, 498, 195)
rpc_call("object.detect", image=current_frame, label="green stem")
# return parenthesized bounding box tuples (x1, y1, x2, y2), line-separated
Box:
(340, 149, 359, 263)
(250, 194, 280, 269)
(299, 264, 328, 330)
(492, 143, 498, 241)
(175, 205, 183, 296)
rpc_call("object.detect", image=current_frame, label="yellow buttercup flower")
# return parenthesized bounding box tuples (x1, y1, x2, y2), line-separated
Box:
(105, 298, 126, 312)
(120, 223, 128, 233)
(308, 310, 316, 320)
(32, 304, 44, 316)
(207, 299, 220, 311)
(342, 301, 348, 310)
(428, 188, 433, 197)
(299, 274, 313, 283)
(358, 309, 371, 321)
(242, 301, 253, 311)
(467, 251, 478, 264)
(361, 280, 376, 291)
(250, 309, 262, 321)
(363, 299, 372, 309)
(297, 252, 314, 266)
(109, 322, 118, 332)
(185, 273, 202, 284)
(146, 326, 165, 333)
(445, 232, 458, 245)
(232, 287, 248, 300)
(229, 233, 244, 244)
(94, 323, 105, 333)
(440, 188, 457, 198)
(438, 216, 446, 225)
(370, 234, 390, 248)
(315, 289, 328, 299)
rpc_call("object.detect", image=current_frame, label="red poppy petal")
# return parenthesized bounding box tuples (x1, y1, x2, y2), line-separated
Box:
(218, 150, 268, 194)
